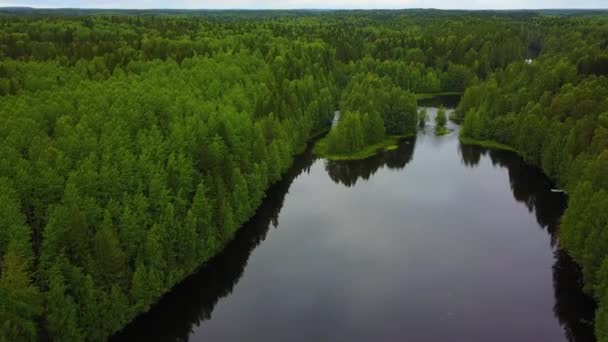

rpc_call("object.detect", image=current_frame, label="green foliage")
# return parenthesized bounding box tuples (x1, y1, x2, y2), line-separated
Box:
(0, 178, 42, 342)
(458, 137, 517, 152)
(0, 19, 337, 338)
(340, 73, 418, 137)
(384, 87, 419, 135)
(456, 21, 608, 339)
(0, 243, 42, 342)
(46, 264, 82, 341)
(323, 72, 418, 158)
(326, 111, 366, 154)
(435, 106, 448, 135)
(0, 9, 605, 341)
(418, 108, 428, 128)
(314, 135, 405, 161)
(363, 111, 386, 145)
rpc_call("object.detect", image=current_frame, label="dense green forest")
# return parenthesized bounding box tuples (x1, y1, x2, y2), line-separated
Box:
(0, 8, 607, 341)
(454, 14, 608, 340)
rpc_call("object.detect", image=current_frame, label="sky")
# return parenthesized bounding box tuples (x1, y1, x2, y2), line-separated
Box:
(0, 0, 607, 9)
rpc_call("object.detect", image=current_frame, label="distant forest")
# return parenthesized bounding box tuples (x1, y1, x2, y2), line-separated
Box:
(0, 9, 607, 341)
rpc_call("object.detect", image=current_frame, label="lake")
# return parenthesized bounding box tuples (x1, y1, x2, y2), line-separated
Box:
(113, 100, 595, 342)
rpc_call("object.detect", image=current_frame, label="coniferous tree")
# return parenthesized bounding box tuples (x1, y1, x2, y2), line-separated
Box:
(419, 108, 428, 128)
(435, 106, 448, 135)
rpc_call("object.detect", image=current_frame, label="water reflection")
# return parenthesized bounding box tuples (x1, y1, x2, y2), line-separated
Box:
(111, 148, 317, 342)
(458, 144, 566, 240)
(458, 142, 596, 341)
(459, 141, 484, 167)
(324, 138, 415, 187)
(113, 107, 595, 342)
(553, 250, 597, 342)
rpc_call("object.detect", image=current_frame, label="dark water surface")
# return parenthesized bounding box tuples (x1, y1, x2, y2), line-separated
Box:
(113, 104, 595, 342)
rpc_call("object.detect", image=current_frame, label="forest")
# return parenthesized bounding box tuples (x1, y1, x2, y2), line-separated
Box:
(454, 14, 608, 340)
(0, 8, 607, 341)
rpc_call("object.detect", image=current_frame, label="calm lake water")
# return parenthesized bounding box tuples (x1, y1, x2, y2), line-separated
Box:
(113, 100, 596, 342)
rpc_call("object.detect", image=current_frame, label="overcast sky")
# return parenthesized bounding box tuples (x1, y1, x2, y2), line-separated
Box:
(1, 0, 607, 9)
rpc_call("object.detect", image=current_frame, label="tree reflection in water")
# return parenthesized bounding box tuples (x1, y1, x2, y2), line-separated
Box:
(324, 137, 416, 187)
(459, 142, 596, 342)
(113, 135, 595, 342)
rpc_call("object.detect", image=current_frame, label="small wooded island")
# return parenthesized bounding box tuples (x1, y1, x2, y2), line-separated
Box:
(314, 73, 418, 160)
(0, 7, 607, 342)
(434, 106, 449, 136)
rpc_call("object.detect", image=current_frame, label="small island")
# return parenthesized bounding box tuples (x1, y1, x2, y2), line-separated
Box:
(314, 73, 418, 160)
(418, 108, 428, 128)
(435, 106, 449, 136)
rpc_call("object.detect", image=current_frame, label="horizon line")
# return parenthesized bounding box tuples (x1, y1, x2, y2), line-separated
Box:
(2, 6, 608, 10)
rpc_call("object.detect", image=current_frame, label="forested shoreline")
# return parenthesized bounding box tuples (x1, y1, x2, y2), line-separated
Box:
(455, 15, 608, 339)
(0, 9, 607, 341)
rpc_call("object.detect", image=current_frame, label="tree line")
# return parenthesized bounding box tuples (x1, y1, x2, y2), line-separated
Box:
(455, 15, 608, 340)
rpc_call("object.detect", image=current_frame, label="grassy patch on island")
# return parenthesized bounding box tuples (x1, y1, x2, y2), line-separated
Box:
(435, 127, 450, 136)
(459, 136, 517, 152)
(313, 135, 410, 161)
(384, 145, 399, 151)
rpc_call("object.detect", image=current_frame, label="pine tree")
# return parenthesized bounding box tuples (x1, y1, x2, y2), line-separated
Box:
(0, 243, 42, 342)
(418, 108, 428, 128)
(46, 264, 83, 341)
(92, 211, 127, 290)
